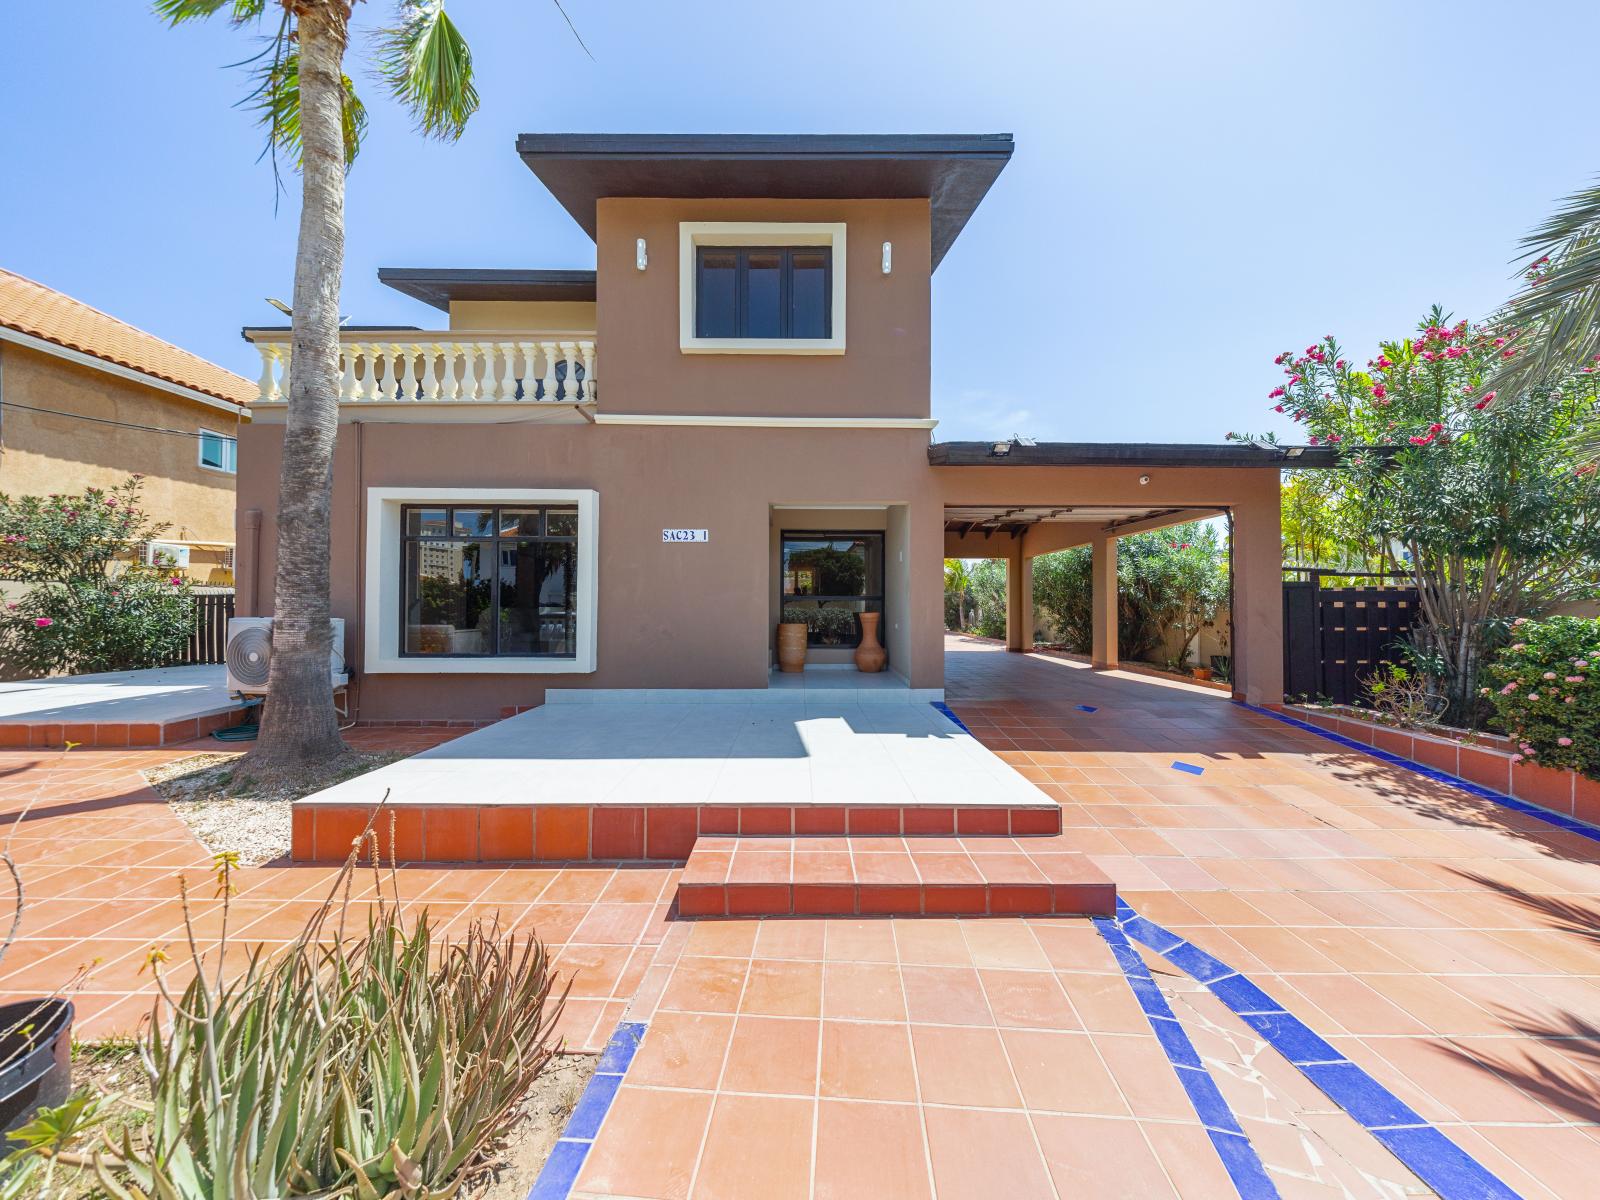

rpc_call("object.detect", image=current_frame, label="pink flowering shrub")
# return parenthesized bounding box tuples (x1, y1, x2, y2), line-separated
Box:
(0, 478, 194, 676)
(1485, 617, 1600, 777)
(1233, 304, 1600, 727)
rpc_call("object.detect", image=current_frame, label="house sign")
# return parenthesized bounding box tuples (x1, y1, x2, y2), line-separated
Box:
(662, 529, 709, 543)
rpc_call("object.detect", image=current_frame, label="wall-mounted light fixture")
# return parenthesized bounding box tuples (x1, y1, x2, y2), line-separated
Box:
(882, 241, 893, 274)
(635, 238, 648, 271)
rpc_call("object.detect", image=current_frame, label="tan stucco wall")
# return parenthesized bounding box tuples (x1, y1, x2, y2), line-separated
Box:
(447, 300, 598, 332)
(594, 197, 931, 419)
(235, 420, 946, 720)
(0, 344, 242, 579)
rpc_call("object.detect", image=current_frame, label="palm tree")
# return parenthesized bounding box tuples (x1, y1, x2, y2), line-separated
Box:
(944, 558, 973, 631)
(1498, 176, 1600, 410)
(156, 2, 579, 782)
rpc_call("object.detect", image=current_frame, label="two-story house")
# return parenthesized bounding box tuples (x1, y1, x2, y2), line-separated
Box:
(240, 134, 1318, 723)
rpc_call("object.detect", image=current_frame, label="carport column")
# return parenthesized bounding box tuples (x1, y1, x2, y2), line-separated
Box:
(1091, 532, 1118, 669)
(1231, 491, 1285, 705)
(1005, 533, 1033, 652)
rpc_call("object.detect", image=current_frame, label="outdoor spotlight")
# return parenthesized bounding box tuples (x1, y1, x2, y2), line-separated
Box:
(636, 238, 648, 270)
(1285, 446, 1305, 458)
(882, 241, 893, 274)
(1138, 474, 1151, 485)
(992, 441, 1012, 457)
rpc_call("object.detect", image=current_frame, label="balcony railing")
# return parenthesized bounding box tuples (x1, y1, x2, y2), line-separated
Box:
(248, 333, 596, 405)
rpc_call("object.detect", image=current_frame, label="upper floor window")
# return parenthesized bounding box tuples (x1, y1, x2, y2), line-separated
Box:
(679, 222, 847, 354)
(198, 430, 237, 474)
(695, 247, 832, 340)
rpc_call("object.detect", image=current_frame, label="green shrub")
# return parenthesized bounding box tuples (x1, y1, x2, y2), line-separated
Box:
(1484, 616, 1600, 775)
(0, 478, 195, 676)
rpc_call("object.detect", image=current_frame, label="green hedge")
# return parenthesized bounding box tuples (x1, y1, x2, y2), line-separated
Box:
(1484, 616, 1600, 776)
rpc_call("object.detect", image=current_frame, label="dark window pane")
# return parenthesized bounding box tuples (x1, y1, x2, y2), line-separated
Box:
(404, 540, 490, 654)
(696, 249, 738, 338)
(783, 538, 869, 596)
(452, 508, 495, 537)
(497, 508, 542, 536)
(500, 540, 576, 655)
(744, 250, 783, 338)
(406, 508, 448, 537)
(790, 250, 830, 338)
(546, 508, 579, 537)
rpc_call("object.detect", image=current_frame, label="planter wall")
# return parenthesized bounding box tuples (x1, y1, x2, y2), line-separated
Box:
(1286, 704, 1600, 828)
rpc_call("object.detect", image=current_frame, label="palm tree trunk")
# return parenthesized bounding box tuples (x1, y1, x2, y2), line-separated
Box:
(244, 3, 350, 777)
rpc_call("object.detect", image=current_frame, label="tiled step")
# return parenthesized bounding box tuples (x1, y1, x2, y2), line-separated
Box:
(676, 834, 1115, 918)
(290, 801, 1061, 863)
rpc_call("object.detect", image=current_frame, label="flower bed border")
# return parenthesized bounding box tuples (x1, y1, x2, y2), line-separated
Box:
(1284, 702, 1600, 827)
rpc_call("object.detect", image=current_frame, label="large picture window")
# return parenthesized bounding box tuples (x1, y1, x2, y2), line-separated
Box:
(780, 531, 884, 650)
(696, 247, 832, 340)
(401, 504, 576, 658)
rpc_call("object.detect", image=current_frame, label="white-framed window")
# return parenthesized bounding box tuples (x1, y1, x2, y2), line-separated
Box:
(198, 429, 238, 474)
(364, 488, 599, 675)
(678, 222, 847, 355)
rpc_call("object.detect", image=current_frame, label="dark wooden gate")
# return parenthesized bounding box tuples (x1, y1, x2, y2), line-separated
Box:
(171, 591, 234, 666)
(1282, 570, 1418, 705)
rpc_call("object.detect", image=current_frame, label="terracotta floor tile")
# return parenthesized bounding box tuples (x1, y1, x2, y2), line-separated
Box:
(819, 1019, 918, 1102)
(824, 918, 899, 963)
(813, 1099, 931, 1200)
(1095, 1035, 1198, 1122)
(1034, 1113, 1176, 1197)
(893, 919, 973, 966)
(720, 1015, 820, 1097)
(692, 1093, 813, 1200)
(899, 964, 993, 1026)
(1055, 972, 1149, 1034)
(910, 1024, 1021, 1108)
(822, 961, 907, 1022)
(1141, 1121, 1243, 1200)
(1001, 1028, 1127, 1115)
(739, 958, 822, 1017)
(682, 919, 760, 958)
(752, 917, 828, 960)
(574, 1085, 711, 1200)
(627, 1010, 734, 1091)
(658, 955, 749, 1014)
(922, 1107, 1054, 1200)
(979, 968, 1079, 1030)
(960, 920, 1052, 969)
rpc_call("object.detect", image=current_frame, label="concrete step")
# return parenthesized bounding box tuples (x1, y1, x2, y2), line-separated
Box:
(676, 833, 1115, 918)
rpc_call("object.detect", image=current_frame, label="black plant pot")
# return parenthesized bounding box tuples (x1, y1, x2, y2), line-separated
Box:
(0, 998, 73, 1145)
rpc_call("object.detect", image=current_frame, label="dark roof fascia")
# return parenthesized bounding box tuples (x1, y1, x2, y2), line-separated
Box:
(927, 442, 1348, 469)
(377, 268, 598, 312)
(514, 133, 1014, 269)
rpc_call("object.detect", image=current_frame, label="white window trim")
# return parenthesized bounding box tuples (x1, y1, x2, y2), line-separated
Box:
(363, 487, 599, 675)
(198, 429, 237, 475)
(678, 221, 847, 355)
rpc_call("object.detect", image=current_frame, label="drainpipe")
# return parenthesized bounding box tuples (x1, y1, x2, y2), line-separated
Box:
(242, 508, 262, 615)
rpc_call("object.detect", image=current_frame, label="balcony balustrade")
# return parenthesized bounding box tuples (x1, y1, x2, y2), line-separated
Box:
(248, 333, 596, 405)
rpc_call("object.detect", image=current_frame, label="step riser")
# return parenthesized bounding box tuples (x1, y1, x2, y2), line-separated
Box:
(290, 802, 1061, 863)
(678, 881, 1115, 918)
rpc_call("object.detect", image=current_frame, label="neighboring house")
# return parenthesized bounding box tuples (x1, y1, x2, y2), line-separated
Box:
(239, 134, 1331, 721)
(0, 269, 251, 584)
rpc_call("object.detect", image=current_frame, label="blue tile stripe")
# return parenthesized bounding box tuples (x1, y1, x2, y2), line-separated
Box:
(1093, 915, 1280, 1199)
(1171, 761, 1205, 775)
(1114, 898, 1522, 1200)
(930, 700, 971, 733)
(526, 1019, 648, 1200)
(1238, 700, 1600, 844)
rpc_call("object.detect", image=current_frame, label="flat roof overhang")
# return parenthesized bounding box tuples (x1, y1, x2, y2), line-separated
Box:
(514, 133, 1014, 269)
(929, 441, 1346, 469)
(378, 268, 598, 312)
(943, 504, 1217, 540)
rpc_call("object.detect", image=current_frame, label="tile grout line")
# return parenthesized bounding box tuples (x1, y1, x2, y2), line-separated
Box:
(1092, 913, 1281, 1199)
(524, 1016, 647, 1200)
(1112, 896, 1524, 1200)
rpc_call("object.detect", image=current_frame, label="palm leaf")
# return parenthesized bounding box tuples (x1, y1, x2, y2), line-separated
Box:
(153, 0, 267, 25)
(1497, 177, 1600, 395)
(375, 1, 480, 142)
(247, 44, 369, 170)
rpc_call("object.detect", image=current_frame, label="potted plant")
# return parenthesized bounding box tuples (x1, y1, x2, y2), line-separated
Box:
(777, 605, 810, 673)
(1191, 663, 1214, 681)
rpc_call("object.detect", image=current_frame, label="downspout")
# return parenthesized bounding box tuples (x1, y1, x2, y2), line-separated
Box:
(243, 508, 262, 614)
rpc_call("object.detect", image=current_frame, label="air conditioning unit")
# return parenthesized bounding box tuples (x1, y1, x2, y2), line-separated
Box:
(225, 617, 347, 695)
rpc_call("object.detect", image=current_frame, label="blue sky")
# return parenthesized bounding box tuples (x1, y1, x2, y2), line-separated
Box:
(4, 1, 1598, 443)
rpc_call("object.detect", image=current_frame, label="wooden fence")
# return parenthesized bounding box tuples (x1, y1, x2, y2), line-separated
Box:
(171, 591, 234, 666)
(1282, 569, 1418, 705)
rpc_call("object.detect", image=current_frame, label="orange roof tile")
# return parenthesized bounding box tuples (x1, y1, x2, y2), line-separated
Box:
(0, 268, 252, 409)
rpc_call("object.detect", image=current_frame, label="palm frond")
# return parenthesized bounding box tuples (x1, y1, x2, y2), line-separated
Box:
(375, 1, 479, 142)
(1496, 178, 1600, 394)
(153, 0, 267, 25)
(246, 44, 369, 171)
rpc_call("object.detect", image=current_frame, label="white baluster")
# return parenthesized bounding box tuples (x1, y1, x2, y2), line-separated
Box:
(338, 344, 358, 400)
(518, 342, 538, 401)
(495, 342, 517, 400)
(461, 343, 484, 400)
(558, 342, 578, 401)
(479, 341, 502, 402)
(578, 340, 596, 403)
(540, 341, 559, 402)
(381, 344, 401, 399)
(397, 344, 420, 401)
(256, 345, 281, 402)
(421, 343, 443, 401)
(442, 342, 463, 400)
(358, 345, 382, 401)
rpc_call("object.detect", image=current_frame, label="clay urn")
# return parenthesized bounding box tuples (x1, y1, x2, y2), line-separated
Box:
(777, 622, 808, 673)
(854, 612, 887, 673)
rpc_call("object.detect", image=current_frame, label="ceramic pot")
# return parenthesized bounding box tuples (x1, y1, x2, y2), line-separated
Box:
(1191, 666, 1213, 682)
(776, 623, 808, 673)
(854, 612, 887, 673)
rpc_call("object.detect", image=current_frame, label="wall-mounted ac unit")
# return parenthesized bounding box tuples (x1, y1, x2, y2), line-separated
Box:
(225, 617, 347, 695)
(144, 541, 191, 568)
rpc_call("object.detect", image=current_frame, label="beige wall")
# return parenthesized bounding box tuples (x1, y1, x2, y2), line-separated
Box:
(447, 300, 597, 332)
(594, 197, 931, 419)
(0, 344, 241, 580)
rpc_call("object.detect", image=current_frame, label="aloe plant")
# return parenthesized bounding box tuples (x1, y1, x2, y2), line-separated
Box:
(96, 822, 566, 1199)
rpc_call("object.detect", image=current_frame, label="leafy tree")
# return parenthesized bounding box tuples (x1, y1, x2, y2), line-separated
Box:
(1030, 549, 1091, 649)
(1234, 307, 1600, 725)
(967, 559, 1009, 639)
(944, 559, 974, 630)
(156, 0, 582, 785)
(0, 478, 195, 675)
